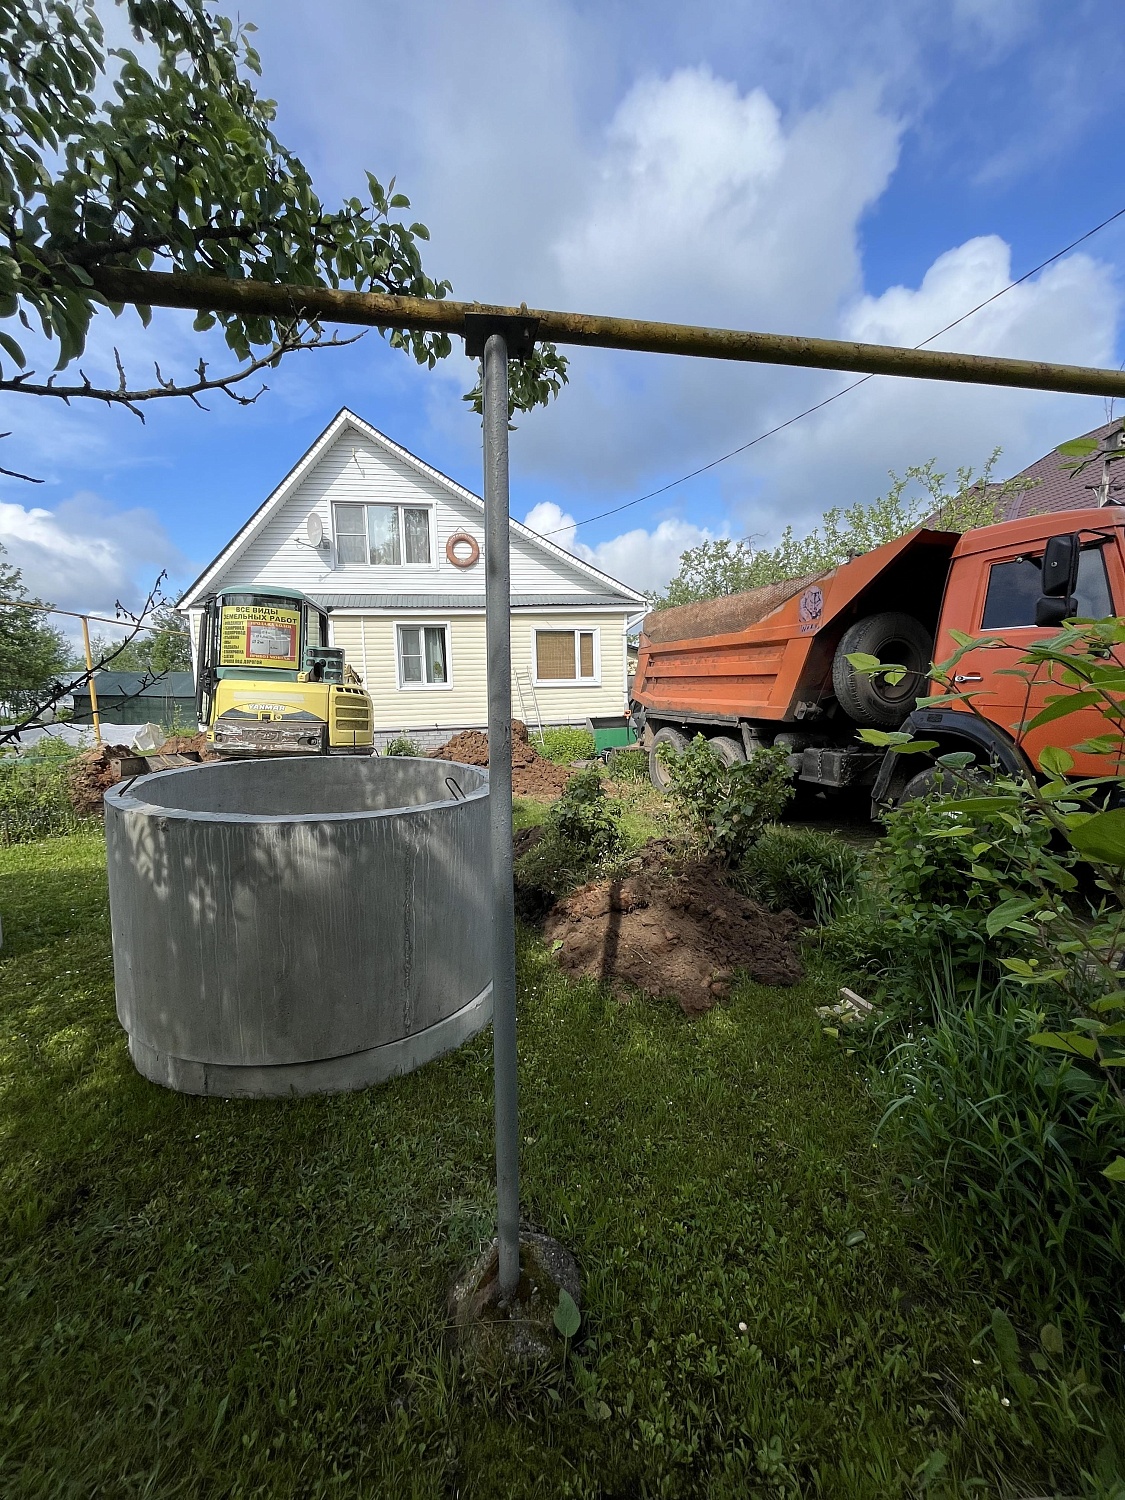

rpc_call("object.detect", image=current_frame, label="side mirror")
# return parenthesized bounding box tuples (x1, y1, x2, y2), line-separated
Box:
(1034, 594, 1077, 627)
(1041, 533, 1080, 597)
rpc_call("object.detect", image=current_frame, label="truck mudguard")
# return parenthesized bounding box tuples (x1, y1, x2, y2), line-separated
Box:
(871, 707, 1033, 807)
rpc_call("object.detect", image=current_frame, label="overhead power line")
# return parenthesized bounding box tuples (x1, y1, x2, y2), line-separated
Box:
(543, 203, 1125, 539)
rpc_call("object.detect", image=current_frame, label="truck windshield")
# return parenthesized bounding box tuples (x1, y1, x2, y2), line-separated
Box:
(981, 546, 1113, 629)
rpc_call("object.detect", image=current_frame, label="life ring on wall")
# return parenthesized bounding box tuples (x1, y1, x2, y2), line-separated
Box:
(446, 532, 481, 568)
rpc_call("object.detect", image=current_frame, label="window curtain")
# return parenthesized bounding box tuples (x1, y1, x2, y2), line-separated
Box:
(536, 632, 576, 679)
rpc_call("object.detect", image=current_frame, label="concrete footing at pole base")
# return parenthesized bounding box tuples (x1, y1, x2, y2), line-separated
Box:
(448, 1232, 582, 1366)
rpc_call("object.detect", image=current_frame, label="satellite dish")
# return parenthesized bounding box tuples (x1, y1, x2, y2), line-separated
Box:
(306, 514, 324, 547)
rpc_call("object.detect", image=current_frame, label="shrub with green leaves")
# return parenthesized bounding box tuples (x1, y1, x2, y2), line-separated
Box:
(861, 616, 1125, 1080)
(0, 740, 85, 845)
(535, 727, 597, 764)
(514, 769, 625, 898)
(871, 789, 1070, 986)
(738, 825, 862, 922)
(382, 736, 421, 757)
(659, 736, 793, 864)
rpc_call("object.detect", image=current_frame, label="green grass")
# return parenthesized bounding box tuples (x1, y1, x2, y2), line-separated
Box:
(0, 835, 1114, 1497)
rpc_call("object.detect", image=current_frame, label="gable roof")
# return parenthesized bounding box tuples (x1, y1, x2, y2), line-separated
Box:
(178, 408, 646, 609)
(999, 419, 1124, 519)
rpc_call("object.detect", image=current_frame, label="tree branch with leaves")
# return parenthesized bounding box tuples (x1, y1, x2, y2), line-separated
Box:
(0, 0, 566, 466)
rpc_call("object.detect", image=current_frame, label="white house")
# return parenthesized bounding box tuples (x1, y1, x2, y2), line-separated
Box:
(178, 409, 647, 748)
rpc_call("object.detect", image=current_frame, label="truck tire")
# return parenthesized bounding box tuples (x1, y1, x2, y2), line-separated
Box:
(832, 612, 932, 729)
(649, 726, 688, 790)
(898, 765, 959, 804)
(707, 735, 745, 767)
(899, 759, 991, 806)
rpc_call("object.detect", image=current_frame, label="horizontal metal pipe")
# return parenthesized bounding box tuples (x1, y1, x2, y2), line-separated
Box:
(91, 265, 1125, 398)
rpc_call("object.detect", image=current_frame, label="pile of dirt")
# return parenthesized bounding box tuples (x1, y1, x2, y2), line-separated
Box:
(67, 743, 135, 816)
(543, 845, 804, 1016)
(154, 733, 220, 761)
(431, 721, 572, 798)
(432, 728, 490, 766)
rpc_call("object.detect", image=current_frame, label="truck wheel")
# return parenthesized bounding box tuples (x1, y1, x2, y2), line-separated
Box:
(832, 612, 932, 729)
(898, 759, 990, 806)
(898, 765, 958, 804)
(707, 735, 745, 767)
(649, 726, 688, 790)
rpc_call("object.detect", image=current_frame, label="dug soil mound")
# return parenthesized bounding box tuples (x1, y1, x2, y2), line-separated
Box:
(154, 733, 220, 761)
(67, 743, 135, 816)
(431, 722, 572, 798)
(543, 845, 804, 1016)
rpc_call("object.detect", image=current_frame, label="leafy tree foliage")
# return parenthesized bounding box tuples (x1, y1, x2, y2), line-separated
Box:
(652, 452, 1039, 609)
(77, 604, 189, 673)
(0, 542, 68, 714)
(0, 0, 565, 467)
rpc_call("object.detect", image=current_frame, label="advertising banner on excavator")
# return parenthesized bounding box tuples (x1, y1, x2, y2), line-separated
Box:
(219, 603, 301, 670)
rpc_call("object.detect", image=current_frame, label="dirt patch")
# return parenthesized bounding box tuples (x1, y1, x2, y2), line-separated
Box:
(154, 733, 220, 761)
(66, 743, 136, 816)
(431, 723, 572, 798)
(543, 845, 804, 1016)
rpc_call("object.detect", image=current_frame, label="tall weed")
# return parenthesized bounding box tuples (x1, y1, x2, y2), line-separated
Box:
(738, 825, 861, 922)
(876, 971, 1125, 1358)
(0, 740, 85, 844)
(534, 727, 596, 764)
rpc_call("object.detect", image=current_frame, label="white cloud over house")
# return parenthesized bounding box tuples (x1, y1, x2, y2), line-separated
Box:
(0, 492, 191, 619)
(523, 500, 720, 596)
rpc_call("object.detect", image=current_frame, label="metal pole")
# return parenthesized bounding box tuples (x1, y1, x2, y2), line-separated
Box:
(92, 265, 1125, 401)
(80, 615, 102, 747)
(482, 332, 521, 1297)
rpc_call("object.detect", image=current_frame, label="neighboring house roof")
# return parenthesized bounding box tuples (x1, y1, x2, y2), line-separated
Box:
(178, 408, 646, 609)
(998, 419, 1124, 519)
(74, 672, 195, 698)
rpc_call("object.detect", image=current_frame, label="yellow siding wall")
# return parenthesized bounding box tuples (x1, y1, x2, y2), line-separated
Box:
(329, 612, 629, 732)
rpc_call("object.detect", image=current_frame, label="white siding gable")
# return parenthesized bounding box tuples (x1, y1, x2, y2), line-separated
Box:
(182, 413, 644, 606)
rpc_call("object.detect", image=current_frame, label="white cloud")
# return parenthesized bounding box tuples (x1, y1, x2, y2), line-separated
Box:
(506, 72, 905, 494)
(523, 500, 716, 594)
(555, 71, 899, 329)
(744, 235, 1120, 536)
(0, 491, 192, 618)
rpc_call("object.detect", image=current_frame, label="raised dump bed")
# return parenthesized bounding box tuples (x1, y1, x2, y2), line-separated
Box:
(103, 756, 491, 1098)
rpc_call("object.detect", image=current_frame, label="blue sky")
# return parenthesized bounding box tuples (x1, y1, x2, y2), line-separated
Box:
(2, 0, 1125, 623)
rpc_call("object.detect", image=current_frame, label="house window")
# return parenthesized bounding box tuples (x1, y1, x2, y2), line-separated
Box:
(981, 546, 1113, 629)
(333, 503, 433, 566)
(397, 624, 450, 687)
(534, 628, 598, 683)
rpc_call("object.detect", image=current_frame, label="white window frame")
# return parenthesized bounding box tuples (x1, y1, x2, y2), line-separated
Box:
(532, 626, 601, 687)
(394, 620, 453, 691)
(332, 502, 437, 569)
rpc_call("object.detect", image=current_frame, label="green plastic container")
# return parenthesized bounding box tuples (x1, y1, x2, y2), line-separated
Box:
(586, 715, 636, 753)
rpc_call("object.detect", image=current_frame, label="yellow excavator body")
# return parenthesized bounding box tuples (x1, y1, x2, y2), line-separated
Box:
(195, 588, 374, 757)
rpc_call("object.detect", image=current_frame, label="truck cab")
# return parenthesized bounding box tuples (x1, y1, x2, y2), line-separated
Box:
(196, 587, 374, 757)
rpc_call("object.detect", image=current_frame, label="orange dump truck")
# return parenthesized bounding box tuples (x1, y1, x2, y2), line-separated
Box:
(631, 508, 1125, 811)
